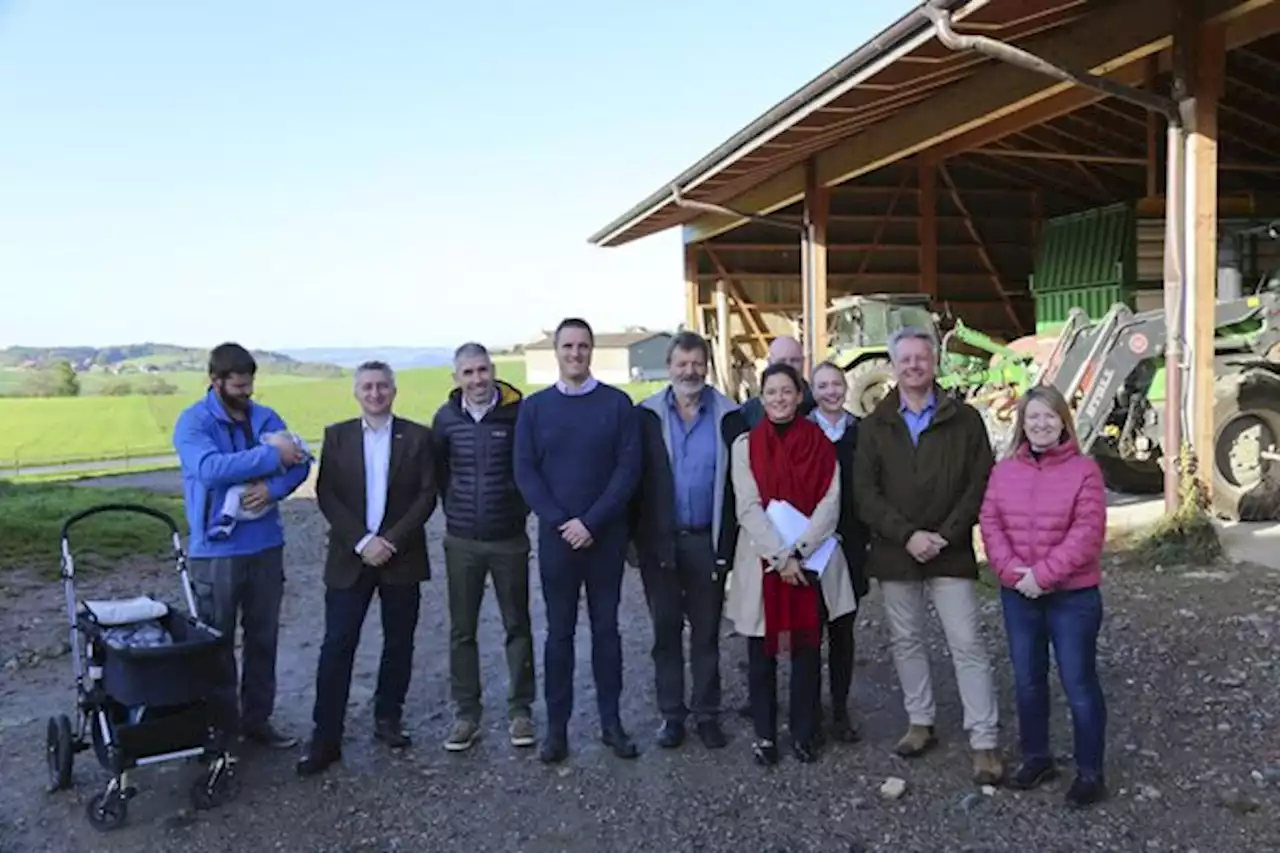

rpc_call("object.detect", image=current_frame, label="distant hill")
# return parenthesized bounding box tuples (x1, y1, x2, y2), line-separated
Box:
(0, 343, 344, 378)
(278, 347, 458, 370)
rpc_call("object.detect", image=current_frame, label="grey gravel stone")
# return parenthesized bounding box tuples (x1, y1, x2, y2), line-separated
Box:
(0, 490, 1278, 852)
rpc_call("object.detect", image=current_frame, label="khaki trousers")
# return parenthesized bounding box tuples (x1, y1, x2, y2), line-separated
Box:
(881, 577, 1000, 750)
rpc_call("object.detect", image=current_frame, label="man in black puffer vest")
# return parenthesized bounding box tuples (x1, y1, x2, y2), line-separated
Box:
(432, 342, 536, 753)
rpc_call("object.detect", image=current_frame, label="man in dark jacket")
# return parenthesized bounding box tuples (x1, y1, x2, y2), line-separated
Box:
(432, 342, 536, 753)
(299, 361, 437, 776)
(630, 331, 738, 750)
(854, 326, 1002, 786)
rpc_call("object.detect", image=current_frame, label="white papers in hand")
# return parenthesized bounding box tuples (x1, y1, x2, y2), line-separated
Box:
(764, 500, 838, 576)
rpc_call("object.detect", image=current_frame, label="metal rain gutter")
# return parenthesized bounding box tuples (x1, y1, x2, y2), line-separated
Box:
(922, 0, 1187, 514)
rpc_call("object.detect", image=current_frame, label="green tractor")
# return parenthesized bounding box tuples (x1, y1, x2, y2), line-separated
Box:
(825, 293, 932, 416)
(970, 209, 1280, 520)
(826, 293, 1032, 416)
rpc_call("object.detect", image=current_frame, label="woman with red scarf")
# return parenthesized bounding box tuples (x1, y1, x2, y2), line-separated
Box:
(725, 363, 858, 764)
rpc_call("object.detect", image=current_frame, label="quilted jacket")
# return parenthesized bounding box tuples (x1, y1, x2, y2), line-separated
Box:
(979, 439, 1107, 592)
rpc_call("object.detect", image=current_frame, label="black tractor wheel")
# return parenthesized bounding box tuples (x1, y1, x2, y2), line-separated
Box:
(1094, 452, 1164, 495)
(845, 358, 895, 417)
(1211, 370, 1280, 521)
(46, 715, 75, 792)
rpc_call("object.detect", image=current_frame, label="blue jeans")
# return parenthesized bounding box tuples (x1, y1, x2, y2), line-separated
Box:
(538, 531, 627, 734)
(1000, 586, 1107, 779)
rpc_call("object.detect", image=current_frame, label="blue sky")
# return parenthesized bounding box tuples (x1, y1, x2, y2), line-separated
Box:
(0, 0, 914, 350)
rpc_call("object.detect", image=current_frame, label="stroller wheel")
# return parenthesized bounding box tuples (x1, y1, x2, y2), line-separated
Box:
(190, 764, 241, 811)
(45, 715, 75, 792)
(85, 791, 128, 832)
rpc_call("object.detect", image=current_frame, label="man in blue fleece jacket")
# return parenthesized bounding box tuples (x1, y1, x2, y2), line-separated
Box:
(173, 342, 312, 749)
(514, 318, 643, 764)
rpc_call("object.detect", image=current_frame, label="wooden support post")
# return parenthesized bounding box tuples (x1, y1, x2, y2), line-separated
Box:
(803, 160, 829, 375)
(714, 279, 731, 395)
(1186, 20, 1225, 495)
(703, 247, 770, 359)
(918, 159, 938, 297)
(684, 243, 702, 336)
(1145, 55, 1161, 199)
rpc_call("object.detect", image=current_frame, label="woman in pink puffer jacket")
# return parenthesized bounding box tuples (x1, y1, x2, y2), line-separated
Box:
(979, 384, 1108, 809)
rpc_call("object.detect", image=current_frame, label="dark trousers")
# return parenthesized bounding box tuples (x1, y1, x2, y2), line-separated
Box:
(1001, 586, 1107, 779)
(539, 532, 627, 734)
(311, 567, 421, 746)
(444, 533, 536, 723)
(747, 637, 821, 745)
(189, 546, 285, 735)
(639, 531, 726, 725)
(821, 610, 856, 722)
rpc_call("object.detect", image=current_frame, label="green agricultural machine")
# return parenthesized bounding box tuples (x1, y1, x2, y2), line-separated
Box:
(825, 293, 1028, 416)
(979, 209, 1280, 521)
(823, 203, 1280, 520)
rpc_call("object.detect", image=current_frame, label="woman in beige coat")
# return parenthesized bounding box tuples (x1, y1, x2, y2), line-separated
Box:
(725, 363, 857, 765)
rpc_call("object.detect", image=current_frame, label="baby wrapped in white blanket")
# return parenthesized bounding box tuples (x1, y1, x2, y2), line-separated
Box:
(206, 431, 312, 540)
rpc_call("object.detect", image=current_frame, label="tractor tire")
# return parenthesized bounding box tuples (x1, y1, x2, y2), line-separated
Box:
(1211, 369, 1280, 521)
(845, 358, 895, 418)
(1093, 452, 1164, 496)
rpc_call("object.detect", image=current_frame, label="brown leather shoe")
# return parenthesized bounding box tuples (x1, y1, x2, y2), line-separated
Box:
(894, 725, 937, 757)
(972, 748, 1006, 785)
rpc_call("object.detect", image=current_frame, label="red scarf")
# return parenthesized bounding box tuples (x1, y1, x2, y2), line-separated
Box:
(747, 416, 836, 657)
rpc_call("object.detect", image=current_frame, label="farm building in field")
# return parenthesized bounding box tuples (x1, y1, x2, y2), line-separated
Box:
(523, 330, 673, 386)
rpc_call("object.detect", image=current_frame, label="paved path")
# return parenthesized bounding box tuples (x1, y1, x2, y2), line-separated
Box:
(1105, 492, 1280, 570)
(0, 454, 177, 479)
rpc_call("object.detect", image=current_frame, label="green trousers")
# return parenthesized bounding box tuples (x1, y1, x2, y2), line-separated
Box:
(443, 533, 536, 722)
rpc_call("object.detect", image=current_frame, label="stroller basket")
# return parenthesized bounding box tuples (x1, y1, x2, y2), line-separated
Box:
(50, 502, 243, 833)
(82, 608, 227, 708)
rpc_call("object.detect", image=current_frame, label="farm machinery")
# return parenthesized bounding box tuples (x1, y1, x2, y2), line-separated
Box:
(824, 211, 1280, 521)
(826, 293, 1031, 416)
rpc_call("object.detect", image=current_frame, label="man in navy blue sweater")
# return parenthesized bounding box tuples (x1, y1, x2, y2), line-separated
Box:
(514, 317, 643, 764)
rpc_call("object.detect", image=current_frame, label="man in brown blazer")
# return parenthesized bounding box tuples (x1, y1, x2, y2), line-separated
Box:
(297, 360, 438, 776)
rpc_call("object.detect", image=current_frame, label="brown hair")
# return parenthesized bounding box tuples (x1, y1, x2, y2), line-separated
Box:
(1007, 384, 1078, 458)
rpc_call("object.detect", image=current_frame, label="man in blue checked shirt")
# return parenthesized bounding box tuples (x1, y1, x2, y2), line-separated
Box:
(630, 331, 739, 751)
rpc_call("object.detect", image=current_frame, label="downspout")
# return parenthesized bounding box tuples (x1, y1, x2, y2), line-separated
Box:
(922, 0, 1186, 514)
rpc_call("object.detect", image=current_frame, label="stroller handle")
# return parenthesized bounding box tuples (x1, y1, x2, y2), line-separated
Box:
(60, 503, 182, 545)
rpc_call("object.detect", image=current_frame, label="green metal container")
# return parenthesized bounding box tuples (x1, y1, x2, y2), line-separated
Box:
(1031, 202, 1139, 332)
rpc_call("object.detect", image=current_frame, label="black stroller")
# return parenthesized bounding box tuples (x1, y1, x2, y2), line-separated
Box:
(45, 503, 241, 832)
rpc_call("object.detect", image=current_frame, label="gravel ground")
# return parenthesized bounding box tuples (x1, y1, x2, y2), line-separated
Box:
(2, 476, 1279, 853)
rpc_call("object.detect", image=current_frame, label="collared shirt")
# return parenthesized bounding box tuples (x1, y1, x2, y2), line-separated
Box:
(899, 390, 937, 446)
(462, 387, 500, 423)
(555, 376, 599, 396)
(809, 408, 854, 442)
(665, 386, 717, 531)
(355, 415, 393, 554)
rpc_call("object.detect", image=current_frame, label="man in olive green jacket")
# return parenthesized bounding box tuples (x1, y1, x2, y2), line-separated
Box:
(853, 326, 1002, 786)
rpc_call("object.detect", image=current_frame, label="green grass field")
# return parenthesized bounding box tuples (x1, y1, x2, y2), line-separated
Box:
(0, 481, 188, 575)
(0, 363, 665, 469)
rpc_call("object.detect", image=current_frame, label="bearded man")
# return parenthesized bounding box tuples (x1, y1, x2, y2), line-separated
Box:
(629, 331, 739, 750)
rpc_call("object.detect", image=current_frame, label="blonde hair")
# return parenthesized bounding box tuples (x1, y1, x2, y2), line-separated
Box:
(1007, 384, 1078, 459)
(811, 360, 846, 386)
